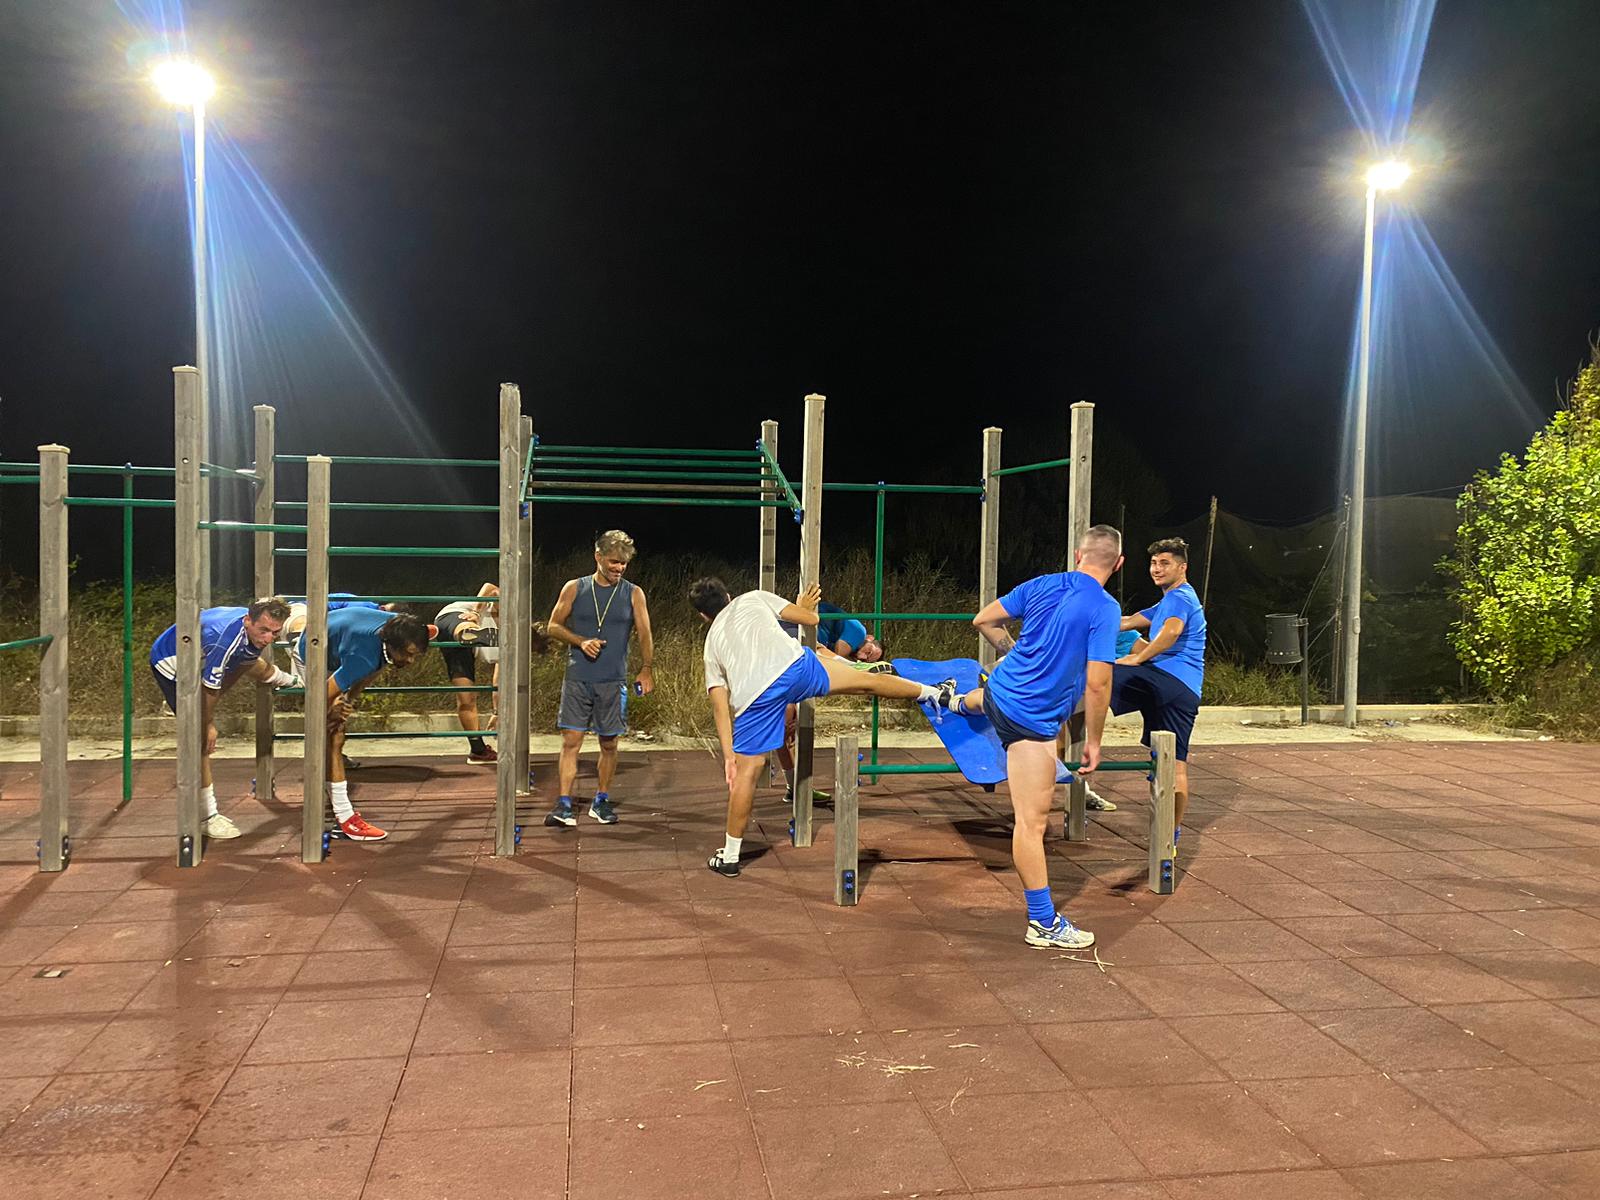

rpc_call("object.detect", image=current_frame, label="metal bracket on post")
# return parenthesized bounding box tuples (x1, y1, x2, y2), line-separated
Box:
(38, 444, 70, 873)
(252, 405, 277, 803)
(301, 457, 332, 864)
(174, 367, 205, 868)
(1148, 730, 1177, 894)
(793, 394, 825, 849)
(494, 383, 524, 857)
(833, 735, 859, 906)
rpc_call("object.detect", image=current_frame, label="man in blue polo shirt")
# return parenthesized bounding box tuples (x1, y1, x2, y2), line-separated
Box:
(1114, 536, 1207, 843)
(150, 597, 298, 839)
(815, 602, 885, 663)
(948, 524, 1124, 951)
(297, 606, 431, 842)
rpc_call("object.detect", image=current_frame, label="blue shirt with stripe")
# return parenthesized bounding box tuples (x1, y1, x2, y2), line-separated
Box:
(148, 607, 263, 690)
(987, 572, 1120, 737)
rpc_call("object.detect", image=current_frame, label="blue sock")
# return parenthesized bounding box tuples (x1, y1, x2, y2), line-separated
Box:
(1024, 886, 1055, 925)
(1174, 825, 1182, 843)
(557, 794, 572, 809)
(594, 791, 608, 803)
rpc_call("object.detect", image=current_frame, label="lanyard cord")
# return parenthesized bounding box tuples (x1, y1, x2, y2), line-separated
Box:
(591, 575, 620, 634)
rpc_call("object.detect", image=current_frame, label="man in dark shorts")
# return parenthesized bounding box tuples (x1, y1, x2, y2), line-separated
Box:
(947, 525, 1123, 950)
(435, 583, 501, 765)
(1114, 536, 1207, 843)
(544, 530, 654, 827)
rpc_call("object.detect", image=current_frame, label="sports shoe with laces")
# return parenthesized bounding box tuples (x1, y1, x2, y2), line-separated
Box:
(934, 678, 960, 712)
(458, 625, 499, 648)
(466, 747, 498, 765)
(707, 849, 741, 877)
(1024, 913, 1095, 950)
(336, 812, 388, 841)
(203, 813, 242, 839)
(544, 802, 577, 828)
(1084, 787, 1117, 811)
(588, 796, 619, 824)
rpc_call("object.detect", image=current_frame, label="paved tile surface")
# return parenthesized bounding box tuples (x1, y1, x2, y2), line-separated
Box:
(3, 740, 1600, 1196)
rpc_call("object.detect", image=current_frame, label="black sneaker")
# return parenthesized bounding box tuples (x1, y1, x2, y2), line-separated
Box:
(934, 678, 960, 711)
(544, 803, 577, 828)
(588, 797, 619, 824)
(459, 625, 499, 648)
(708, 849, 741, 877)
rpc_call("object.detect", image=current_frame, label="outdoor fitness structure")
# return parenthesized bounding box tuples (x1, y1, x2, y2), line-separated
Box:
(24, 375, 1174, 901)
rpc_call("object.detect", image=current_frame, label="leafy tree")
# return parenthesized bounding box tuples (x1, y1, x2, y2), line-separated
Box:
(1444, 343, 1600, 697)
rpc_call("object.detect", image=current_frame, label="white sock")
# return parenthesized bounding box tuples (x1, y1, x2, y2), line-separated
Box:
(722, 834, 742, 863)
(201, 785, 218, 818)
(330, 780, 354, 822)
(782, 765, 796, 792)
(917, 683, 940, 702)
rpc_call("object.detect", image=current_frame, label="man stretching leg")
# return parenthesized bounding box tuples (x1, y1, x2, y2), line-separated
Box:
(948, 525, 1124, 950)
(691, 577, 956, 877)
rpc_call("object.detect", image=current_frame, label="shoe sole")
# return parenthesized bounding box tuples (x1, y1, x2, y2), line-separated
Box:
(1025, 931, 1096, 950)
(204, 825, 243, 840)
(337, 830, 388, 841)
(588, 813, 618, 824)
(708, 863, 741, 877)
(544, 814, 577, 828)
(466, 757, 497, 765)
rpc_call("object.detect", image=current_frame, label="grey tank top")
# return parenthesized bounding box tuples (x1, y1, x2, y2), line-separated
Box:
(566, 575, 636, 681)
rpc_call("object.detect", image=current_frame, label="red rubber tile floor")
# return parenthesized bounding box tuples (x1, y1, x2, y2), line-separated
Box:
(3, 741, 1600, 1198)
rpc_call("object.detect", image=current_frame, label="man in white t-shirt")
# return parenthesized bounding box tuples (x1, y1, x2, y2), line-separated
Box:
(690, 577, 957, 877)
(435, 583, 501, 765)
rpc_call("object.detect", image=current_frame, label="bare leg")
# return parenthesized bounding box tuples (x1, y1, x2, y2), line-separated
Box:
(558, 729, 585, 796)
(1006, 739, 1058, 890)
(452, 674, 480, 734)
(1175, 759, 1189, 827)
(329, 724, 347, 784)
(597, 736, 619, 793)
(726, 752, 767, 839)
(819, 656, 927, 700)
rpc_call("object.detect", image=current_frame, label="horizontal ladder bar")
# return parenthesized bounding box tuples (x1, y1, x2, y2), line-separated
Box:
(991, 457, 1071, 478)
(274, 454, 498, 468)
(276, 501, 498, 514)
(275, 546, 499, 558)
(824, 482, 985, 495)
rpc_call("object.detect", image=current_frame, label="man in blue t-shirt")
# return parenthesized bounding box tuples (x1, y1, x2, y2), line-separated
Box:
(815, 602, 885, 663)
(946, 524, 1124, 952)
(296, 606, 432, 842)
(150, 598, 298, 840)
(1114, 536, 1208, 840)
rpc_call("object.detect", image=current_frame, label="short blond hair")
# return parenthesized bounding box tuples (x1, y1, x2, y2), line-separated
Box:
(595, 529, 636, 561)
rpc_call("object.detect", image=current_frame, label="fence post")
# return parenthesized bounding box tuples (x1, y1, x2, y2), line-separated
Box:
(38, 444, 70, 873)
(300, 456, 331, 864)
(253, 405, 277, 802)
(1064, 402, 1094, 842)
(1148, 730, 1177, 894)
(978, 426, 1002, 668)
(793, 393, 825, 848)
(833, 734, 859, 906)
(759, 419, 778, 593)
(495, 383, 524, 857)
(516, 413, 534, 806)
(174, 367, 205, 868)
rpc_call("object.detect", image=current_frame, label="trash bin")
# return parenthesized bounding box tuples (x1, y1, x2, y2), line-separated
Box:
(1266, 613, 1306, 665)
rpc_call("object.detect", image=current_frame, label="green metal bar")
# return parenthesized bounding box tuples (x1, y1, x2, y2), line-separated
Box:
(201, 463, 259, 481)
(0, 634, 53, 652)
(2, 461, 176, 478)
(529, 495, 786, 508)
(273, 454, 498, 468)
(531, 465, 776, 482)
(284, 594, 500, 604)
(0, 476, 40, 485)
(198, 520, 308, 534)
(859, 762, 964, 776)
(991, 457, 1071, 478)
(519, 429, 536, 501)
(531, 455, 766, 473)
(1063, 760, 1152, 772)
(756, 441, 803, 515)
(278, 685, 496, 695)
(275, 546, 499, 558)
(532, 443, 757, 460)
(122, 470, 134, 808)
(276, 501, 499, 514)
(64, 496, 176, 510)
(275, 729, 499, 740)
(824, 481, 986, 495)
(834, 612, 975, 621)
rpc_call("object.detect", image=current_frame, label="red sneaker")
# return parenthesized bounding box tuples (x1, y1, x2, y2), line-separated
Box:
(337, 812, 388, 841)
(466, 747, 499, 765)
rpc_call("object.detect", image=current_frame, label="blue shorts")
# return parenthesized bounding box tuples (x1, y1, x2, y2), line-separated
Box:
(150, 663, 179, 713)
(982, 687, 1053, 749)
(732, 650, 831, 756)
(1111, 662, 1200, 761)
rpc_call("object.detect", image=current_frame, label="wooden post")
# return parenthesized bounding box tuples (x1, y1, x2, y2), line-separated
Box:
(516, 414, 534, 805)
(252, 405, 277, 803)
(1148, 730, 1177, 894)
(300, 456, 331, 864)
(833, 734, 859, 905)
(793, 394, 825, 848)
(759, 419, 778, 594)
(978, 427, 1002, 668)
(495, 383, 524, 857)
(1064, 401, 1094, 842)
(37, 444, 70, 873)
(174, 366, 205, 868)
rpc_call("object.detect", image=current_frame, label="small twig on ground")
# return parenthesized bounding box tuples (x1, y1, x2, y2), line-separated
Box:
(692, 1079, 726, 1091)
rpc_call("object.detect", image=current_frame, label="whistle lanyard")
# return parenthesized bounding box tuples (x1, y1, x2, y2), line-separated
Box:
(591, 576, 619, 634)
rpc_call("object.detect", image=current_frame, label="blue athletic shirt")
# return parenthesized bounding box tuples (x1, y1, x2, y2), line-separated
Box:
(1138, 582, 1207, 699)
(987, 572, 1121, 737)
(149, 607, 263, 690)
(816, 602, 868, 653)
(318, 605, 395, 693)
(329, 593, 380, 611)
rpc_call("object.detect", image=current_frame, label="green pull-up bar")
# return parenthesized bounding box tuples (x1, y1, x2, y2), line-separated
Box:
(530, 494, 787, 508)
(64, 496, 176, 510)
(276, 500, 499, 514)
(199, 521, 308, 534)
(860, 759, 1150, 776)
(825, 481, 985, 496)
(274, 453, 499, 468)
(0, 634, 53, 653)
(532, 443, 758, 460)
(275, 546, 500, 558)
(991, 456, 1072, 478)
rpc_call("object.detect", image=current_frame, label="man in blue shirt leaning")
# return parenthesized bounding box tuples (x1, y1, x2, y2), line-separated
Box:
(1114, 536, 1207, 843)
(946, 524, 1124, 951)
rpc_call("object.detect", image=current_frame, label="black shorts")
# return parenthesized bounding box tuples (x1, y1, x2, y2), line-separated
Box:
(982, 687, 1054, 750)
(437, 612, 480, 681)
(1110, 662, 1199, 761)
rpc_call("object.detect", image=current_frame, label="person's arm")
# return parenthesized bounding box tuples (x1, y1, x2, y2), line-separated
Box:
(1077, 661, 1112, 773)
(547, 580, 602, 660)
(473, 581, 499, 621)
(632, 586, 654, 694)
(325, 673, 352, 727)
(202, 685, 221, 754)
(972, 597, 1018, 655)
(1120, 612, 1152, 632)
(240, 656, 299, 690)
(709, 684, 736, 787)
(1119, 617, 1185, 665)
(776, 583, 822, 627)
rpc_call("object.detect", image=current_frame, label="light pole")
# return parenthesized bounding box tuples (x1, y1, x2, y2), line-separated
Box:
(151, 57, 216, 605)
(1343, 157, 1410, 728)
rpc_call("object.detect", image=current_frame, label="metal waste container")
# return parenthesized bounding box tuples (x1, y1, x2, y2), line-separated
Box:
(1265, 613, 1310, 723)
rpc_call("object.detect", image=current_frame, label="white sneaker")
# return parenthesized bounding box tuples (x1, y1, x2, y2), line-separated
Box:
(203, 812, 242, 839)
(1084, 787, 1117, 812)
(1025, 914, 1095, 950)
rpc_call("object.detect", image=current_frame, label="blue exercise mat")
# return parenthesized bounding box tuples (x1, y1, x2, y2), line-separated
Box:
(890, 657, 1072, 786)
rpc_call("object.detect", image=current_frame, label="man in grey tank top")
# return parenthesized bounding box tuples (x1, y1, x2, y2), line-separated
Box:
(544, 530, 655, 826)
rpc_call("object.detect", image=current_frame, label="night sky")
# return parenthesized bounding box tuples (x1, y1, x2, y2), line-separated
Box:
(2, 0, 1598, 583)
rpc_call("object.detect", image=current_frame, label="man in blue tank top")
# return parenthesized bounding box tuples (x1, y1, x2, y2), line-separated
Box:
(944, 525, 1124, 951)
(1114, 536, 1207, 844)
(544, 530, 655, 827)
